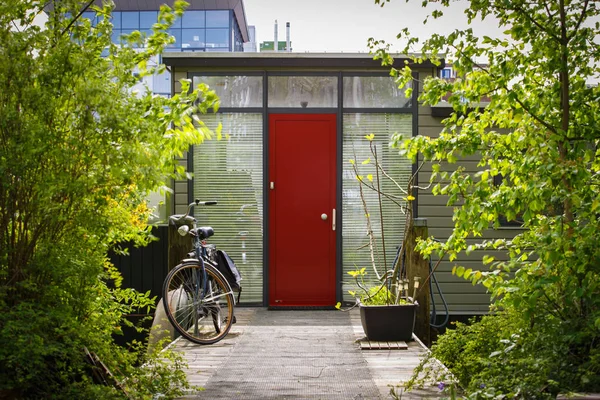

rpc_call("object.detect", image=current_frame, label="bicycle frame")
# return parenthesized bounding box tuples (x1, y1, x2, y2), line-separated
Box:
(164, 199, 236, 344)
(171, 200, 218, 333)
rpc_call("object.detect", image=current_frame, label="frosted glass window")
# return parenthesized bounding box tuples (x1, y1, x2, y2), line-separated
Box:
(193, 113, 264, 304)
(268, 76, 338, 108)
(193, 76, 263, 108)
(341, 113, 413, 301)
(343, 76, 412, 108)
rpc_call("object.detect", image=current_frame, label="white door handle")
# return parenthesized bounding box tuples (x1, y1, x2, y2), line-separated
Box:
(321, 213, 328, 221)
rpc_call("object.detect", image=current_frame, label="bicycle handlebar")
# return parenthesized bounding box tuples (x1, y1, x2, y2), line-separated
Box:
(169, 200, 218, 226)
(194, 200, 218, 207)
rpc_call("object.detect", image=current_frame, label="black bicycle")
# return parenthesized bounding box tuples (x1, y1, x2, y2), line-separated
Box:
(162, 200, 237, 344)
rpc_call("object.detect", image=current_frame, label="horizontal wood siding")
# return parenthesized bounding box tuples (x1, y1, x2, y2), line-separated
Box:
(415, 71, 517, 314)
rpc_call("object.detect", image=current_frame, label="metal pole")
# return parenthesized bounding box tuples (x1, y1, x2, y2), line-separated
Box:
(274, 20, 278, 52)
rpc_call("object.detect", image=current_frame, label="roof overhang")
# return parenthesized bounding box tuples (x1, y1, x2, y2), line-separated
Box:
(162, 52, 445, 70)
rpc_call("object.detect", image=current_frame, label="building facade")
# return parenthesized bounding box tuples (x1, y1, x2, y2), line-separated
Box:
(161, 53, 507, 315)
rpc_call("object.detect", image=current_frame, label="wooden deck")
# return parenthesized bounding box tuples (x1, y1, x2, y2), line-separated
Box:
(169, 307, 444, 399)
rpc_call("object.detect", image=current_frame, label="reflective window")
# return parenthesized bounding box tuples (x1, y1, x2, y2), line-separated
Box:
(171, 16, 181, 29)
(206, 29, 229, 49)
(119, 29, 135, 42)
(82, 12, 96, 26)
(193, 76, 263, 107)
(182, 29, 205, 48)
(182, 11, 205, 28)
(139, 29, 153, 40)
(112, 12, 121, 29)
(206, 10, 229, 28)
(140, 11, 157, 29)
(121, 11, 139, 29)
(166, 28, 181, 48)
(343, 76, 412, 108)
(268, 76, 338, 108)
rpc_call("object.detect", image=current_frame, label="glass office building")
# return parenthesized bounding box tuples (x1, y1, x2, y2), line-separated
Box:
(81, 10, 245, 53)
(81, 0, 250, 96)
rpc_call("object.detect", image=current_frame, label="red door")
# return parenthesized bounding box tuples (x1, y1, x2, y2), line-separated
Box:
(268, 114, 337, 307)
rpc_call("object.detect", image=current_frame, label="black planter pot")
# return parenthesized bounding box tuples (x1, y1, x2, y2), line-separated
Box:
(359, 302, 418, 341)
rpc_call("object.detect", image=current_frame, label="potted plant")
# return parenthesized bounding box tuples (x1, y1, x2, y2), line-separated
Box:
(337, 134, 422, 342)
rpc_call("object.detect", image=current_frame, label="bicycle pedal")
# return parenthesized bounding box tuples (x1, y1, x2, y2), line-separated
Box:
(232, 315, 237, 324)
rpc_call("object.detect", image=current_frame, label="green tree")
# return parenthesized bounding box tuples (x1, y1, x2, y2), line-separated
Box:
(371, 0, 600, 397)
(0, 1, 218, 398)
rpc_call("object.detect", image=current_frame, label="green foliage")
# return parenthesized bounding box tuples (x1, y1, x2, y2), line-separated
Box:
(371, 0, 600, 397)
(0, 1, 217, 397)
(343, 268, 411, 306)
(407, 312, 600, 399)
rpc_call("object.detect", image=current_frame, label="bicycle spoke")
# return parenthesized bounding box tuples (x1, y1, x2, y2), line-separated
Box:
(163, 262, 235, 344)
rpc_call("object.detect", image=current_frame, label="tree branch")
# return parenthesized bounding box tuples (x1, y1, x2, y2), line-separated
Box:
(60, 0, 95, 38)
(569, 0, 591, 41)
(447, 43, 559, 134)
(505, 2, 561, 42)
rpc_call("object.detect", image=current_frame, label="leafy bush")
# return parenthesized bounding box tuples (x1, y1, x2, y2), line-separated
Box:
(0, 1, 217, 397)
(370, 0, 600, 397)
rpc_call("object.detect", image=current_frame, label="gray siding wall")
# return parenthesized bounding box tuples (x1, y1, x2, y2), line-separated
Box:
(416, 71, 520, 314)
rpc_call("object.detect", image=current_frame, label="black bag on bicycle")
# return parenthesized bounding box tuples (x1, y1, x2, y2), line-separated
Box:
(215, 249, 242, 291)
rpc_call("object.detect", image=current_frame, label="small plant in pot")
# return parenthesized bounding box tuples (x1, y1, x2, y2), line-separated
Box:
(337, 134, 423, 342)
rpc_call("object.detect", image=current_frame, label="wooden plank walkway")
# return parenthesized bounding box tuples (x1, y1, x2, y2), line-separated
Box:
(170, 307, 444, 399)
(349, 310, 444, 399)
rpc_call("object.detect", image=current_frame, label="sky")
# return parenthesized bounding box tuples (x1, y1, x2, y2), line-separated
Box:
(242, 0, 505, 53)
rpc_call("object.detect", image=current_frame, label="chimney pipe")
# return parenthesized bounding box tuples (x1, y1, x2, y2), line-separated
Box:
(286, 22, 290, 52)
(274, 20, 278, 52)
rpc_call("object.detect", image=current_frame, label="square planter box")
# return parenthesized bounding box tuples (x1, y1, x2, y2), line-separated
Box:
(359, 302, 417, 341)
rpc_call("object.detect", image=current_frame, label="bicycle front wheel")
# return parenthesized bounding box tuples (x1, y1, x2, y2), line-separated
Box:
(163, 261, 235, 345)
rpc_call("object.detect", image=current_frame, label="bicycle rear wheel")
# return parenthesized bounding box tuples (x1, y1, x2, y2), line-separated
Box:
(163, 260, 235, 344)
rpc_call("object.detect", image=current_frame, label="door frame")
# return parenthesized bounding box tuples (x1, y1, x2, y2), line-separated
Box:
(265, 110, 342, 307)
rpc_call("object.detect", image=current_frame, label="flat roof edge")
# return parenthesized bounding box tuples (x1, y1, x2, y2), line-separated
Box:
(163, 53, 445, 70)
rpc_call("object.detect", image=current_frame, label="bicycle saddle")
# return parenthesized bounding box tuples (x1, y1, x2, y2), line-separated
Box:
(194, 227, 214, 240)
(169, 214, 195, 226)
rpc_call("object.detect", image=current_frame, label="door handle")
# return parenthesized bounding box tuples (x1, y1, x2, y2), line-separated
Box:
(332, 209, 336, 231)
